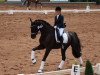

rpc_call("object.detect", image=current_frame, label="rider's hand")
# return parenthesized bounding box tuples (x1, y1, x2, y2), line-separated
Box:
(54, 26, 57, 28)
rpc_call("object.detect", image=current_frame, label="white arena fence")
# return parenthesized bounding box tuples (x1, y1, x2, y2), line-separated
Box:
(0, 9, 100, 14)
(17, 63, 100, 75)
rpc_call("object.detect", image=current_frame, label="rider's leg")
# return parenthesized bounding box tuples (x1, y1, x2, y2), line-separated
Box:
(59, 28, 64, 36)
(58, 28, 64, 43)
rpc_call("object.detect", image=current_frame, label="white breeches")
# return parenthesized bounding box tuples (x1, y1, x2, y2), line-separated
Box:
(58, 28, 64, 36)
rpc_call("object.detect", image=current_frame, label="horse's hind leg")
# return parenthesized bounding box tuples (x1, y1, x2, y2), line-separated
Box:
(40, 3, 43, 9)
(27, 1, 31, 10)
(58, 44, 69, 70)
(78, 57, 83, 66)
(22, 0, 27, 5)
(31, 44, 45, 64)
(70, 32, 83, 65)
(72, 48, 83, 65)
(58, 48, 66, 70)
(71, 45, 83, 65)
(35, 3, 37, 9)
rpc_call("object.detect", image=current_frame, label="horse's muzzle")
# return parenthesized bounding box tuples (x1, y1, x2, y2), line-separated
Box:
(31, 34, 36, 39)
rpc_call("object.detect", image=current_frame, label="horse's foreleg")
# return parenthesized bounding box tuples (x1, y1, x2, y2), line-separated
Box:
(38, 49, 51, 73)
(31, 45, 45, 64)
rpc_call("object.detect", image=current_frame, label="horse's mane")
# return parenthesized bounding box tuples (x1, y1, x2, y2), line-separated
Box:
(36, 19, 53, 28)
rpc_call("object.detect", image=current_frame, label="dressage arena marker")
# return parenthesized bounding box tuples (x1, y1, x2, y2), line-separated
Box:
(0, 9, 100, 14)
(17, 63, 100, 75)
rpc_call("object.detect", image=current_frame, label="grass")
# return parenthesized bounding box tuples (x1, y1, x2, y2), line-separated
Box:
(0, 0, 5, 3)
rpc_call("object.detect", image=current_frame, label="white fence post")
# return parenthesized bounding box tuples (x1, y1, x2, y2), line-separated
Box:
(94, 63, 100, 75)
(71, 64, 80, 75)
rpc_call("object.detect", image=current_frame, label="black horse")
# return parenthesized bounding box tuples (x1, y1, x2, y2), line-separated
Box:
(30, 19, 83, 73)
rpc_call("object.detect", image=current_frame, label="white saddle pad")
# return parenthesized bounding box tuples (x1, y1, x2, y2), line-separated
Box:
(55, 30, 68, 43)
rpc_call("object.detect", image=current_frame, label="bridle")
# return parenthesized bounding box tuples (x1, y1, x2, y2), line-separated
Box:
(31, 25, 38, 35)
(31, 24, 43, 35)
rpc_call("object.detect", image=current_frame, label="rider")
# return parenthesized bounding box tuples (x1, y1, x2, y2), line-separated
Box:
(54, 6, 65, 43)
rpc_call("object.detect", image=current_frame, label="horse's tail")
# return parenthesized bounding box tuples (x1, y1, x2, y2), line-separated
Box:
(70, 32, 82, 58)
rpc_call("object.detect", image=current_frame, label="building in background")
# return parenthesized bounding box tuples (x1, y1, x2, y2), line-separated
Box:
(7, 0, 69, 2)
(6, 0, 100, 4)
(7, 0, 21, 1)
(50, 0, 68, 1)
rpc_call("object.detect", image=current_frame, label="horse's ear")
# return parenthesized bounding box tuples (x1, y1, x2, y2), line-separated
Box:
(30, 18, 33, 23)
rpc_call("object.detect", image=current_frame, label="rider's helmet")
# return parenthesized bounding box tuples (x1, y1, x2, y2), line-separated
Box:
(55, 6, 62, 11)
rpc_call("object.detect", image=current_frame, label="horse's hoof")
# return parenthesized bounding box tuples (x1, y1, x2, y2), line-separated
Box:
(38, 69, 43, 73)
(57, 68, 62, 70)
(27, 8, 31, 10)
(32, 59, 36, 64)
(80, 64, 83, 66)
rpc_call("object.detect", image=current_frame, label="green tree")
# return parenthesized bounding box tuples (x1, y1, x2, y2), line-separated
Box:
(70, 0, 95, 2)
(96, 0, 100, 5)
(85, 60, 94, 75)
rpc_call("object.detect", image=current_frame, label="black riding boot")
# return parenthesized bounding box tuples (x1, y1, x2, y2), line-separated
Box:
(56, 28, 64, 44)
(60, 36, 67, 49)
(59, 36, 63, 44)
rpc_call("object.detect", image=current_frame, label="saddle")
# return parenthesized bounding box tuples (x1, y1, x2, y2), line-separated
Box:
(55, 28, 68, 44)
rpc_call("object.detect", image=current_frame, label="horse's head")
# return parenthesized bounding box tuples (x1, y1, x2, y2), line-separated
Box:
(30, 18, 43, 39)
